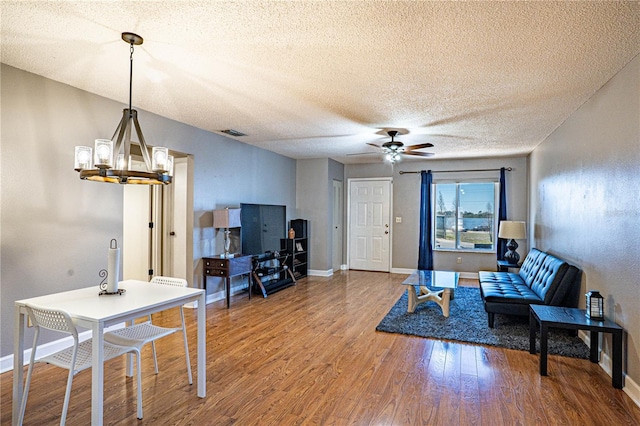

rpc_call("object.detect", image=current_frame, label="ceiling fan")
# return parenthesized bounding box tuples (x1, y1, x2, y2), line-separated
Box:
(352, 130, 435, 162)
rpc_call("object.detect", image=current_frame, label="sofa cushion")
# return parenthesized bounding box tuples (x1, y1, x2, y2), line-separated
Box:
(517, 248, 547, 287)
(478, 271, 544, 305)
(528, 254, 569, 304)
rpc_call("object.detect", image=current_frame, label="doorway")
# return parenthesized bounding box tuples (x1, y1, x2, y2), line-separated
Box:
(347, 178, 392, 272)
(122, 155, 193, 284)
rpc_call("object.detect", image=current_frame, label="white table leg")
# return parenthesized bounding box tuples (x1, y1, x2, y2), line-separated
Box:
(91, 322, 105, 425)
(124, 318, 134, 378)
(405, 286, 452, 317)
(440, 289, 451, 317)
(12, 307, 25, 426)
(405, 286, 418, 313)
(197, 293, 206, 398)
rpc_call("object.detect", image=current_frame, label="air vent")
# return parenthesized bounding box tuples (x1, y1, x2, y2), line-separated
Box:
(220, 129, 247, 137)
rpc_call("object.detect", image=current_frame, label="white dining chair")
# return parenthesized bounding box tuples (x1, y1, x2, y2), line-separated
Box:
(103, 276, 193, 384)
(18, 303, 143, 425)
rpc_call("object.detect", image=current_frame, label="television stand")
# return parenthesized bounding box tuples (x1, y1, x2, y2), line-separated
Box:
(251, 251, 296, 297)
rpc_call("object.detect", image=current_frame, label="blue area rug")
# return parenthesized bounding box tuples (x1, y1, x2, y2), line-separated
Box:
(376, 287, 590, 359)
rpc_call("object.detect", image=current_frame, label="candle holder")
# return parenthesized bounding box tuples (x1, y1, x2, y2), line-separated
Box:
(98, 269, 126, 295)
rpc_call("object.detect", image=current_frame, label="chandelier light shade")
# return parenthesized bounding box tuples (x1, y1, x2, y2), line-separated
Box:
(74, 146, 93, 170)
(498, 220, 526, 264)
(74, 32, 172, 185)
(94, 139, 114, 168)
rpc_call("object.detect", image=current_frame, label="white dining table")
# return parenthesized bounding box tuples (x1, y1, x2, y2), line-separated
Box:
(12, 279, 206, 425)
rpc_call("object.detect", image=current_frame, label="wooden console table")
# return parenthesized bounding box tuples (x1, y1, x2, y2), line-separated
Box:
(203, 254, 253, 308)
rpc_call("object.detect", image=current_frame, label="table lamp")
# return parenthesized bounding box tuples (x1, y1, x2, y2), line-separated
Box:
(498, 220, 526, 264)
(213, 208, 241, 258)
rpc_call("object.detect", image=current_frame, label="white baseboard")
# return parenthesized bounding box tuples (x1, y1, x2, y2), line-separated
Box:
(623, 371, 640, 408)
(391, 267, 414, 274)
(201, 284, 251, 307)
(578, 330, 639, 408)
(308, 269, 333, 277)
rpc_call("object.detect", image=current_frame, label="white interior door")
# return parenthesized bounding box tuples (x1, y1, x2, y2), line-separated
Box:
(164, 157, 189, 279)
(348, 178, 392, 272)
(332, 179, 343, 271)
(123, 181, 160, 281)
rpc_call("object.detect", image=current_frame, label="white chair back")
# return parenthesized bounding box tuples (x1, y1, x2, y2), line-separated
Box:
(151, 276, 188, 288)
(25, 304, 78, 338)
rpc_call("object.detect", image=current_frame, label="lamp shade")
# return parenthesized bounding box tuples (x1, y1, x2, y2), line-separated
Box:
(213, 208, 242, 229)
(498, 221, 526, 239)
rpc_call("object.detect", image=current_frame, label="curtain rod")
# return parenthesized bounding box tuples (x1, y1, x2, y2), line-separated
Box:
(398, 167, 512, 175)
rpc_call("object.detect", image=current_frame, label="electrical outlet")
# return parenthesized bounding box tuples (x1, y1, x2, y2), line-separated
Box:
(457, 257, 462, 264)
(395, 217, 402, 223)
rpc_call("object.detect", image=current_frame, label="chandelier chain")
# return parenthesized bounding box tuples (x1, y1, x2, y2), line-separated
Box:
(128, 42, 134, 113)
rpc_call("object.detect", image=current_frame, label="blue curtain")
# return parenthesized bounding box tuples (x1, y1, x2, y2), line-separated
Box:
(497, 167, 507, 261)
(418, 170, 433, 270)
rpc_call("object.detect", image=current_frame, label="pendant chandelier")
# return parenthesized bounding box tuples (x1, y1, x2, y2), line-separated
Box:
(74, 32, 172, 185)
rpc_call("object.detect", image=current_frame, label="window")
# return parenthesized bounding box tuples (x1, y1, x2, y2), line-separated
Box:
(434, 182, 497, 251)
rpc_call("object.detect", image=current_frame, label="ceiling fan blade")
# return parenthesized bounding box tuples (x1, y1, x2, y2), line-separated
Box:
(405, 143, 434, 151)
(405, 151, 435, 157)
(366, 142, 382, 148)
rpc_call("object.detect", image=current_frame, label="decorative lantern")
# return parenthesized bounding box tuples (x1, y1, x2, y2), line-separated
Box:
(585, 290, 604, 320)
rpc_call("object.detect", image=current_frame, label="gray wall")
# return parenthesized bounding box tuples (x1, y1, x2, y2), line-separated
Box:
(345, 157, 528, 272)
(0, 64, 296, 357)
(296, 158, 345, 273)
(529, 55, 640, 388)
(328, 159, 345, 268)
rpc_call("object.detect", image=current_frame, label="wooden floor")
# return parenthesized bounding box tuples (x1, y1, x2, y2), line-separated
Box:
(3, 271, 640, 425)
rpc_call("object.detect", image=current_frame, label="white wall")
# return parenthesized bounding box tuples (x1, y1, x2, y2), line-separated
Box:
(529, 55, 640, 390)
(0, 65, 296, 357)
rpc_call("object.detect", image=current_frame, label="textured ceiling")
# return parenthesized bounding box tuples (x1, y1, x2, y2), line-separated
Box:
(2, 1, 639, 164)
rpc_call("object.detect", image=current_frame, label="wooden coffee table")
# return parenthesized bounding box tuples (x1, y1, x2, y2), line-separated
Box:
(402, 270, 460, 317)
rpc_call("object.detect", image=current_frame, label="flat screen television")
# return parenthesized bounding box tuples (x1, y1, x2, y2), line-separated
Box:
(240, 203, 286, 255)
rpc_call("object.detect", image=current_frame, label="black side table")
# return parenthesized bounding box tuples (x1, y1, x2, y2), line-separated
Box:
(529, 304, 624, 389)
(497, 260, 521, 272)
